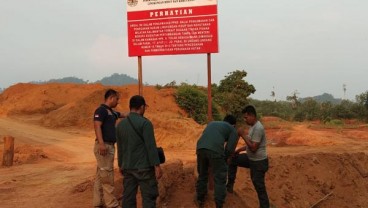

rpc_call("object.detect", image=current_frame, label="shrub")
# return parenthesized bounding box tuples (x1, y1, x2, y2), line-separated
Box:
(175, 84, 221, 124)
(293, 111, 305, 122)
(326, 119, 344, 126)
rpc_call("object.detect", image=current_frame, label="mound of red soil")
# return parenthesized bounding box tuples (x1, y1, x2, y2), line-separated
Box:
(0, 84, 202, 149)
(233, 152, 368, 208)
(0, 83, 105, 115)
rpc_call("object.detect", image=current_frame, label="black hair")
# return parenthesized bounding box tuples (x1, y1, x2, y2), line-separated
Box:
(223, 114, 236, 125)
(104, 89, 118, 100)
(129, 95, 146, 109)
(242, 105, 257, 117)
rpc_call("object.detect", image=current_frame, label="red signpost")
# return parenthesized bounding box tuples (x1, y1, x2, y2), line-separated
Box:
(127, 0, 218, 56)
(127, 0, 218, 121)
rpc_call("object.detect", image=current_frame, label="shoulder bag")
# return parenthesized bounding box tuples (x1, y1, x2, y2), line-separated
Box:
(127, 116, 165, 164)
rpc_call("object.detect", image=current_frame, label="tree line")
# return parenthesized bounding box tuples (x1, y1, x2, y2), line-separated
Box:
(162, 70, 368, 124)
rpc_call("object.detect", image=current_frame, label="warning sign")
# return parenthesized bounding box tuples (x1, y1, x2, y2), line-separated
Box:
(127, 0, 218, 56)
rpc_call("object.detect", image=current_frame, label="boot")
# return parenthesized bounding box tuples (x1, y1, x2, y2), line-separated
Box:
(216, 202, 223, 208)
(226, 183, 234, 193)
(194, 199, 204, 208)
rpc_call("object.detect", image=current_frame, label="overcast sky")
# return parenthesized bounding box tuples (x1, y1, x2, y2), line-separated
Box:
(1, 0, 367, 101)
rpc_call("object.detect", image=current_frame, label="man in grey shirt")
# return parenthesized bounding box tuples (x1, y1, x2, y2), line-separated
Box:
(227, 105, 270, 208)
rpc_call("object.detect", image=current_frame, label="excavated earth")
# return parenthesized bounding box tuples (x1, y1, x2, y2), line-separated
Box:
(0, 83, 367, 208)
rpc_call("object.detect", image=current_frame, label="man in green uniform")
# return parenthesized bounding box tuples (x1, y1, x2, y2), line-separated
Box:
(116, 95, 162, 208)
(227, 105, 270, 208)
(195, 115, 238, 208)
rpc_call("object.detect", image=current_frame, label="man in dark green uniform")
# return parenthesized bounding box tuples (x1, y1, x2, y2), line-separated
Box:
(116, 95, 162, 208)
(195, 115, 238, 208)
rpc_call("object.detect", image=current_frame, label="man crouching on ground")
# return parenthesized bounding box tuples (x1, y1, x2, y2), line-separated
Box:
(195, 115, 238, 208)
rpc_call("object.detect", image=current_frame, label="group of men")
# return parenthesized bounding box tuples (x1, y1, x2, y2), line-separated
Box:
(195, 105, 269, 208)
(92, 89, 269, 208)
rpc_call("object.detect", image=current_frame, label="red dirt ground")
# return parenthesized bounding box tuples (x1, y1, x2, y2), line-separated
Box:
(0, 83, 367, 208)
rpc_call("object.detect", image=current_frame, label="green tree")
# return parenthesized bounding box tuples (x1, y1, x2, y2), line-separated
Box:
(249, 99, 293, 120)
(175, 84, 221, 124)
(356, 91, 368, 107)
(331, 100, 355, 119)
(286, 90, 300, 109)
(214, 70, 255, 119)
(320, 101, 334, 122)
(164, 80, 177, 88)
(270, 89, 276, 102)
(300, 99, 320, 121)
(355, 91, 368, 122)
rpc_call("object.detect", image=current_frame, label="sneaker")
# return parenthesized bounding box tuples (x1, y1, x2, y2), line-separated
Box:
(226, 183, 234, 193)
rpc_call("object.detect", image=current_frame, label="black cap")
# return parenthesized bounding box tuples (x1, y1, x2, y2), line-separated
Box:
(129, 95, 146, 109)
(223, 114, 237, 125)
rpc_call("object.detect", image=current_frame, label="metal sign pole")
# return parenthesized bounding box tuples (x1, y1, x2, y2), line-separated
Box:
(207, 53, 213, 122)
(138, 56, 143, 96)
(207, 53, 214, 190)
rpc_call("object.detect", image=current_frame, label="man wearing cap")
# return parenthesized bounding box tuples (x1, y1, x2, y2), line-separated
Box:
(195, 115, 238, 208)
(116, 95, 162, 208)
(93, 89, 126, 208)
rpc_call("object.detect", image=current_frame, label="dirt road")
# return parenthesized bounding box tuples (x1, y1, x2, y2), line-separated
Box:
(0, 117, 96, 207)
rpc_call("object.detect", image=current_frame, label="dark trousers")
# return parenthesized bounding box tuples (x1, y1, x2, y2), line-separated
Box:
(196, 149, 228, 207)
(228, 154, 270, 208)
(122, 168, 159, 208)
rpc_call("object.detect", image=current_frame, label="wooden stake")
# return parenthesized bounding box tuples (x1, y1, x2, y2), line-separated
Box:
(2, 136, 15, 167)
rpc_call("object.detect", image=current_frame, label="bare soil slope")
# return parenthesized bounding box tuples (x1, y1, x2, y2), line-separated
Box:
(0, 83, 368, 208)
(0, 83, 203, 148)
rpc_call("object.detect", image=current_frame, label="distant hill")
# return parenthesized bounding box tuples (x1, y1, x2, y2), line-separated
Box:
(31, 76, 87, 84)
(30, 73, 138, 86)
(300, 93, 342, 104)
(94, 73, 138, 85)
(48, 77, 87, 84)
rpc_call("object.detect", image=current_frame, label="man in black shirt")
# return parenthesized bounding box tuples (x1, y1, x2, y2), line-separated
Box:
(93, 89, 126, 208)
